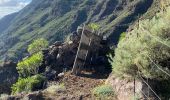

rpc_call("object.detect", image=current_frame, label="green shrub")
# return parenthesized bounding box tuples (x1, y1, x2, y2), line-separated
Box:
(88, 23, 100, 31)
(11, 74, 46, 94)
(28, 38, 48, 54)
(119, 32, 126, 41)
(17, 52, 43, 77)
(92, 85, 114, 99)
(110, 6, 170, 79)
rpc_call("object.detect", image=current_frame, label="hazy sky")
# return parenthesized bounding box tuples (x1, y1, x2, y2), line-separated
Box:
(0, 0, 31, 19)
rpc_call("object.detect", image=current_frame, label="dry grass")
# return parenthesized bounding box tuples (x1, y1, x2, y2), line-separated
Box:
(44, 83, 66, 96)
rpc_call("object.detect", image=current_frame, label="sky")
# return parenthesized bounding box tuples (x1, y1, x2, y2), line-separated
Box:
(0, 0, 31, 19)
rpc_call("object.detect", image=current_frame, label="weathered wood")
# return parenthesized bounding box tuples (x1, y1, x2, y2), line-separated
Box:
(72, 26, 102, 75)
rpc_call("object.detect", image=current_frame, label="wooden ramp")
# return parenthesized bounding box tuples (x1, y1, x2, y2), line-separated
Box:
(72, 26, 102, 75)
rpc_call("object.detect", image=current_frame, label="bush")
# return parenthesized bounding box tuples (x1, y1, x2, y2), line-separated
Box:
(64, 34, 73, 44)
(17, 52, 43, 77)
(88, 23, 100, 31)
(92, 85, 114, 99)
(11, 74, 46, 94)
(28, 38, 48, 54)
(119, 32, 126, 41)
(110, 6, 170, 79)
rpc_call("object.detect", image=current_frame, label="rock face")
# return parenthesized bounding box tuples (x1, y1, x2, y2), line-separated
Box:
(0, 61, 18, 94)
(41, 32, 80, 78)
(40, 27, 111, 79)
(105, 75, 157, 100)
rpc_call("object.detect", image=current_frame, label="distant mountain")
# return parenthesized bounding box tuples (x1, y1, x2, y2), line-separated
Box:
(0, 0, 156, 61)
(0, 12, 18, 33)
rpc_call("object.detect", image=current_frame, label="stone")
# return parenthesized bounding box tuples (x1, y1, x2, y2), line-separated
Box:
(0, 61, 18, 94)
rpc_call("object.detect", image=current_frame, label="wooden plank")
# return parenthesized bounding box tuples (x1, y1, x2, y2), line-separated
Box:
(72, 26, 92, 74)
(72, 25, 102, 75)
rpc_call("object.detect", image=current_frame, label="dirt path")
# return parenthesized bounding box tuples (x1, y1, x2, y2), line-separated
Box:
(44, 72, 106, 100)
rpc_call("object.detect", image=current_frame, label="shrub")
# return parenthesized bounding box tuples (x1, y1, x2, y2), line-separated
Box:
(17, 52, 43, 77)
(11, 74, 46, 94)
(119, 32, 126, 41)
(88, 23, 100, 31)
(64, 34, 73, 44)
(92, 85, 114, 99)
(28, 38, 48, 54)
(110, 6, 170, 79)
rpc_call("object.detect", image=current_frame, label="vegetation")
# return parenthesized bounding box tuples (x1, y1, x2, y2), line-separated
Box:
(92, 85, 114, 99)
(119, 32, 126, 41)
(0, 0, 151, 62)
(17, 52, 43, 77)
(45, 83, 66, 95)
(64, 34, 73, 44)
(110, 6, 170, 79)
(11, 74, 46, 94)
(11, 38, 46, 94)
(28, 38, 48, 54)
(88, 23, 100, 32)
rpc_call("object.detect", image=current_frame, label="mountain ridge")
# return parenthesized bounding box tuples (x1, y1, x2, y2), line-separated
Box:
(0, 0, 155, 61)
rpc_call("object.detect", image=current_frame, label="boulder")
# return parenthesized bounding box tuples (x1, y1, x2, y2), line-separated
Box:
(0, 61, 18, 94)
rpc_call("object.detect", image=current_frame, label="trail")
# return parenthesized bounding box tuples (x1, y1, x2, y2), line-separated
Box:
(44, 72, 107, 100)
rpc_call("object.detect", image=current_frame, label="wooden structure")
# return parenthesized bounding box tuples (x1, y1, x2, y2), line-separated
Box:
(72, 25, 102, 75)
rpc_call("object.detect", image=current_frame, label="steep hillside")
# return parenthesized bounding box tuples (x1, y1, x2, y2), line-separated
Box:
(0, 13, 18, 33)
(0, 0, 154, 61)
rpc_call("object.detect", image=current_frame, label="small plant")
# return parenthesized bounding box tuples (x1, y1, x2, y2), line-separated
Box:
(11, 74, 46, 95)
(88, 23, 100, 31)
(28, 38, 48, 54)
(17, 52, 43, 77)
(119, 32, 126, 41)
(64, 34, 73, 44)
(92, 85, 115, 99)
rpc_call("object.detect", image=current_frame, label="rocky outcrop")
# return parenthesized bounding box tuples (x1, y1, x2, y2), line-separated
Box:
(105, 75, 157, 100)
(0, 61, 18, 94)
(40, 32, 80, 79)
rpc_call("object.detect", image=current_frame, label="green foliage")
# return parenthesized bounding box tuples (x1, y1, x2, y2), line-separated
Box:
(92, 85, 114, 99)
(119, 32, 126, 41)
(0, 0, 154, 62)
(12, 38, 46, 94)
(11, 74, 46, 95)
(17, 52, 43, 77)
(28, 38, 48, 54)
(88, 23, 100, 31)
(110, 6, 170, 79)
